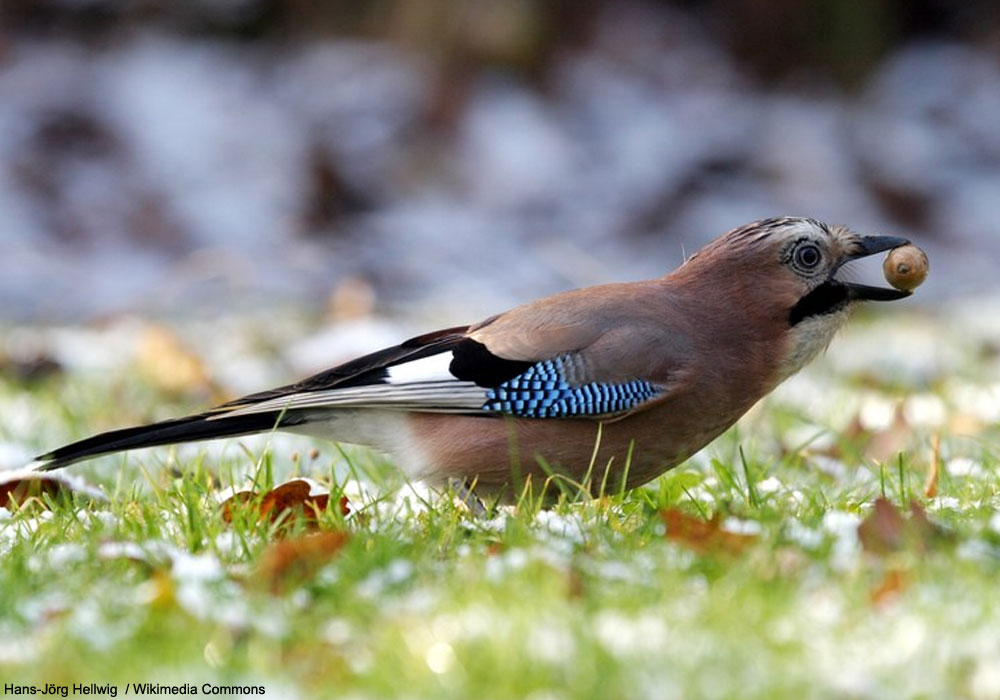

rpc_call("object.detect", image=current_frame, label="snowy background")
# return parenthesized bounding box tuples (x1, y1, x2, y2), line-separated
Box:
(2, 0, 999, 323)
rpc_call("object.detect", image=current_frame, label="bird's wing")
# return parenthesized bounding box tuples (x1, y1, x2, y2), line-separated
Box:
(31, 284, 690, 471)
(216, 282, 689, 421)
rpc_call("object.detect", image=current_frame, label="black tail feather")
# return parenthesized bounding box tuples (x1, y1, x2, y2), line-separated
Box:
(34, 410, 295, 471)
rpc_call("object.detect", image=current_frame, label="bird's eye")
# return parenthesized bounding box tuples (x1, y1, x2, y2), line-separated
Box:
(794, 243, 823, 270)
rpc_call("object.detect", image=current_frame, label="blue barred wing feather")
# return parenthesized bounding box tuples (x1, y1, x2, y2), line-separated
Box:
(483, 357, 658, 418)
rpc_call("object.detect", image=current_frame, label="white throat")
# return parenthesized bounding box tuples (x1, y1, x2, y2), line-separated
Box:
(778, 307, 852, 383)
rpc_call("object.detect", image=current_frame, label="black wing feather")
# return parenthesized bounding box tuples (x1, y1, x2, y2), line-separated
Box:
(449, 339, 533, 388)
(35, 410, 303, 471)
(220, 325, 471, 408)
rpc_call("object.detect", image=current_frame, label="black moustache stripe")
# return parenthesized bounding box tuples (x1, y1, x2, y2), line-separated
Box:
(789, 281, 850, 326)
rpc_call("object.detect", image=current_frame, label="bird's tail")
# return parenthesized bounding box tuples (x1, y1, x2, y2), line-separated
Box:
(30, 410, 296, 472)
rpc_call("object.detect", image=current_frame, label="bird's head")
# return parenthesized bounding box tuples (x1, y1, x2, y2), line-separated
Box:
(675, 216, 912, 378)
(681, 216, 911, 321)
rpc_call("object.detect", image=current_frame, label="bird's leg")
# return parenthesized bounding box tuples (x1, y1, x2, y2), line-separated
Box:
(448, 477, 487, 517)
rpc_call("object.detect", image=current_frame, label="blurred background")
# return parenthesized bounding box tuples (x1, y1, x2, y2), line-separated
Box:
(2, 0, 999, 327)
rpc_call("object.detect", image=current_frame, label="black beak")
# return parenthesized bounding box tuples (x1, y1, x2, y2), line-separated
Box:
(839, 234, 912, 302)
(845, 283, 911, 302)
(846, 234, 911, 260)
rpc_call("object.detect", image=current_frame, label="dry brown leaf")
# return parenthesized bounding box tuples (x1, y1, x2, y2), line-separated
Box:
(857, 498, 906, 555)
(857, 498, 947, 556)
(0, 349, 62, 382)
(137, 324, 213, 397)
(327, 276, 376, 320)
(136, 569, 177, 609)
(257, 531, 350, 592)
(220, 478, 350, 528)
(924, 434, 941, 498)
(871, 567, 910, 607)
(907, 501, 942, 544)
(661, 508, 757, 555)
(260, 480, 327, 521)
(808, 404, 912, 463)
(567, 564, 585, 599)
(0, 469, 106, 509)
(863, 404, 912, 463)
(949, 413, 985, 437)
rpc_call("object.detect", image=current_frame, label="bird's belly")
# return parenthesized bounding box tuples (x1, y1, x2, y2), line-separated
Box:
(405, 406, 741, 495)
(285, 402, 749, 496)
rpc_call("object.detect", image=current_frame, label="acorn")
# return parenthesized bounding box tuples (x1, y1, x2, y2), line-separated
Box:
(883, 245, 929, 292)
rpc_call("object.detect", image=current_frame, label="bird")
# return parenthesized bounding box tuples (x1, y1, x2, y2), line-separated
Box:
(31, 217, 913, 499)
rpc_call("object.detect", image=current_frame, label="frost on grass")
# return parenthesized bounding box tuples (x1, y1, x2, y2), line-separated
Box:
(2, 307, 1000, 696)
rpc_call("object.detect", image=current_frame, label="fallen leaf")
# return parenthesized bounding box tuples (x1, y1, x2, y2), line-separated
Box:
(907, 501, 945, 544)
(136, 324, 213, 397)
(257, 531, 350, 592)
(0, 469, 106, 509)
(327, 276, 376, 320)
(857, 498, 906, 555)
(863, 404, 912, 463)
(949, 413, 985, 437)
(924, 434, 940, 498)
(857, 498, 948, 556)
(260, 480, 328, 521)
(661, 508, 757, 555)
(0, 349, 62, 382)
(566, 564, 585, 599)
(135, 569, 177, 609)
(807, 404, 912, 463)
(220, 478, 350, 528)
(870, 567, 910, 607)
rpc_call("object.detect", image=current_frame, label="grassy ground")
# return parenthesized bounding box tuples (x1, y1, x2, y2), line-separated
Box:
(2, 305, 1000, 699)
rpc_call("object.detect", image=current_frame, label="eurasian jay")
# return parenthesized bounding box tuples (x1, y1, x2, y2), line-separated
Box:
(32, 217, 914, 496)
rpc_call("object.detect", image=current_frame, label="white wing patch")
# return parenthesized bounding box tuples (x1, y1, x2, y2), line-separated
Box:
(386, 352, 455, 384)
(212, 350, 487, 420)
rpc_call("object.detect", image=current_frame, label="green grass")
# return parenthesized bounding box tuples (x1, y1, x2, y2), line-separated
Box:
(2, 309, 1000, 699)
